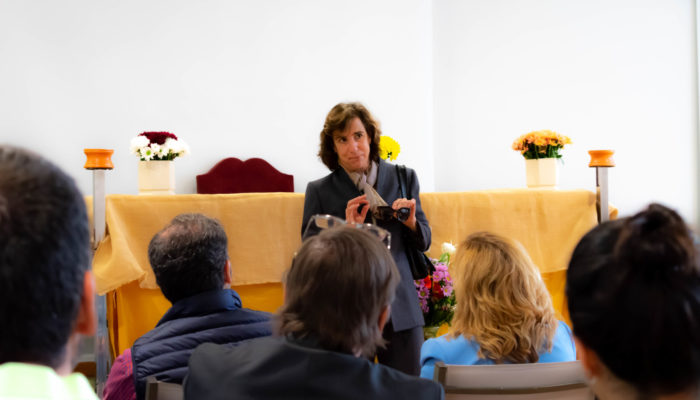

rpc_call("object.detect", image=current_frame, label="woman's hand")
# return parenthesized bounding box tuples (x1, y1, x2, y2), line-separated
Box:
(345, 194, 370, 224)
(392, 198, 417, 231)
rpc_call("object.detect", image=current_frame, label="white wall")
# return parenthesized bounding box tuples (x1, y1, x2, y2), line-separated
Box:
(434, 0, 697, 223)
(1, 0, 697, 224)
(0, 0, 434, 195)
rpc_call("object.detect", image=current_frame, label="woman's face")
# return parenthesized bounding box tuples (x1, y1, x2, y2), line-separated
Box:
(333, 117, 370, 173)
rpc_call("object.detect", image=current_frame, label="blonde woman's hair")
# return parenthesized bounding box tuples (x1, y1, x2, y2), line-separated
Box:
(449, 231, 557, 363)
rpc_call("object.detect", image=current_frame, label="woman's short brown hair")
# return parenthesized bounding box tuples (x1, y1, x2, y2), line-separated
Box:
(449, 232, 557, 363)
(318, 102, 382, 170)
(277, 226, 400, 357)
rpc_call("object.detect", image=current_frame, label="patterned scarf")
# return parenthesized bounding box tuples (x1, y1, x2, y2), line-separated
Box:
(348, 161, 388, 217)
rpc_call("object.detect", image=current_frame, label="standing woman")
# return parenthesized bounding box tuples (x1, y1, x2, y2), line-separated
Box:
(302, 102, 431, 376)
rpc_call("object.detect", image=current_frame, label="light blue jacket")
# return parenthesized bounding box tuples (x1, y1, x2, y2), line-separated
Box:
(420, 320, 577, 379)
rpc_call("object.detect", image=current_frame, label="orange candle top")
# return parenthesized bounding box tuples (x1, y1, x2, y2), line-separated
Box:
(84, 149, 114, 170)
(588, 150, 615, 168)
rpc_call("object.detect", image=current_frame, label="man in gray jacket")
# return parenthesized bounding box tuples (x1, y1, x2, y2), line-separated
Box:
(184, 225, 443, 400)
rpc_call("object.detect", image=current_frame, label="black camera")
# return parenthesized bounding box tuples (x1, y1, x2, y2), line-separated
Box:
(376, 206, 410, 222)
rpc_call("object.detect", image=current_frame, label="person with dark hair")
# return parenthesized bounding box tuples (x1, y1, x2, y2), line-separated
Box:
(0, 146, 97, 398)
(184, 226, 444, 400)
(301, 102, 431, 376)
(567, 203, 700, 400)
(103, 213, 272, 400)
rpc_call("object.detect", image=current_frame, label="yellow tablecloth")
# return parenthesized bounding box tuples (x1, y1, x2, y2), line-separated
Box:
(93, 189, 616, 357)
(93, 193, 304, 294)
(421, 189, 616, 273)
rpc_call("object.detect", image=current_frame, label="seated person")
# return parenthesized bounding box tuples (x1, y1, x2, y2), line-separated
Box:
(103, 213, 272, 400)
(184, 225, 444, 400)
(567, 203, 700, 400)
(0, 146, 98, 399)
(420, 231, 576, 379)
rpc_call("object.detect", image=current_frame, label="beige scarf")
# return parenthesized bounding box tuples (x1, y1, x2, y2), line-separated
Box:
(348, 161, 388, 217)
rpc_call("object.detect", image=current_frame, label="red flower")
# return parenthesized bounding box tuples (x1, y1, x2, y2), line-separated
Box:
(432, 281, 445, 299)
(139, 131, 178, 145)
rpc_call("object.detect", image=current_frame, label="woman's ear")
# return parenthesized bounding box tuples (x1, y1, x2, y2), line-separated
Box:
(75, 270, 97, 336)
(575, 336, 602, 379)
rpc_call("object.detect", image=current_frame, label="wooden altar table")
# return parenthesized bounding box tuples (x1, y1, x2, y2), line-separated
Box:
(93, 189, 616, 357)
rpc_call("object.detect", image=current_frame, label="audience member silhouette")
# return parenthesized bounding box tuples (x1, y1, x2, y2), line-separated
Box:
(0, 146, 98, 399)
(103, 213, 271, 400)
(184, 226, 444, 399)
(567, 203, 700, 400)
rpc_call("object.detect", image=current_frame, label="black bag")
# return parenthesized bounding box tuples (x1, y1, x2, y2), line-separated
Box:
(396, 165, 434, 280)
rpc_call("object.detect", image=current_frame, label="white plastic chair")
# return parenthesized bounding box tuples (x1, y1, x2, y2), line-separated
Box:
(433, 360, 594, 400)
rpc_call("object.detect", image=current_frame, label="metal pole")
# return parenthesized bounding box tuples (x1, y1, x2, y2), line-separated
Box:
(588, 150, 615, 224)
(83, 149, 113, 399)
(596, 167, 610, 223)
(92, 169, 110, 398)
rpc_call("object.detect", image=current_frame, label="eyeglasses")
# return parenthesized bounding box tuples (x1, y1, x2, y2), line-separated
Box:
(303, 214, 392, 249)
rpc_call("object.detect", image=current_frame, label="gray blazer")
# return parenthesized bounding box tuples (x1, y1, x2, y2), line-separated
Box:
(302, 159, 431, 331)
(184, 337, 444, 400)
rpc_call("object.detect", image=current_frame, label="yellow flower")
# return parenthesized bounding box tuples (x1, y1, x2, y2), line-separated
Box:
(379, 136, 400, 161)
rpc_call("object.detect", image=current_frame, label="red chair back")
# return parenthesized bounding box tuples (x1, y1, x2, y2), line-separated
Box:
(196, 157, 294, 194)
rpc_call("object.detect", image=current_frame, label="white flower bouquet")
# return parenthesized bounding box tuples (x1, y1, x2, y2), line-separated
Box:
(130, 132, 189, 161)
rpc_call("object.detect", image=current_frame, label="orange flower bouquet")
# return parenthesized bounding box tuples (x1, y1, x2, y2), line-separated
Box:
(512, 130, 571, 159)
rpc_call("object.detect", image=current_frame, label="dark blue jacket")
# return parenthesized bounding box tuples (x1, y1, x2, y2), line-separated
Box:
(131, 289, 271, 400)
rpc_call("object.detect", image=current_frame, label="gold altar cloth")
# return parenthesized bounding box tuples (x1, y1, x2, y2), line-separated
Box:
(93, 190, 616, 356)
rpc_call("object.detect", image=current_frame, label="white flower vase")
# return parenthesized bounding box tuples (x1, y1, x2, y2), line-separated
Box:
(525, 158, 559, 188)
(138, 160, 175, 195)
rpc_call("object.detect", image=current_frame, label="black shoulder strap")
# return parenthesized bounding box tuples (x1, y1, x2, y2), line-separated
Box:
(396, 164, 411, 200)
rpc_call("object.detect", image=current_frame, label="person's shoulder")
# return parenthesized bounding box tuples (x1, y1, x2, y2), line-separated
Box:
(422, 335, 449, 356)
(190, 337, 278, 368)
(382, 159, 417, 174)
(237, 307, 273, 321)
(554, 320, 575, 345)
(186, 338, 281, 399)
(307, 170, 336, 188)
(539, 320, 577, 362)
(190, 342, 226, 362)
(373, 362, 444, 399)
(423, 335, 464, 355)
(557, 320, 573, 335)
(422, 335, 477, 364)
(230, 308, 273, 337)
(385, 161, 421, 187)
(225, 289, 272, 322)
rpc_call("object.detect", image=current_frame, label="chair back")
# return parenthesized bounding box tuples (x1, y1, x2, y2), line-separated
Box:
(433, 361, 594, 400)
(196, 157, 293, 194)
(145, 376, 183, 400)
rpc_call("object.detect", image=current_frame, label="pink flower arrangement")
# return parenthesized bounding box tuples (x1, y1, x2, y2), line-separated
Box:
(415, 246, 456, 327)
